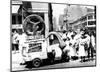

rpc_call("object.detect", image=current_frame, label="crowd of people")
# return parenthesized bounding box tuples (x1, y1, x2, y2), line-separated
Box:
(12, 29, 29, 64)
(12, 28, 96, 64)
(62, 28, 96, 62)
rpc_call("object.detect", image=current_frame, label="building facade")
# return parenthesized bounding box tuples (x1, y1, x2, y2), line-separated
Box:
(67, 7, 96, 32)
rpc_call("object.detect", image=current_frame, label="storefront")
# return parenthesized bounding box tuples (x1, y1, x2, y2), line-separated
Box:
(12, 1, 53, 38)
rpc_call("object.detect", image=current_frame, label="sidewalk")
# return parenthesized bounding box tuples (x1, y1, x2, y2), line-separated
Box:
(12, 52, 26, 71)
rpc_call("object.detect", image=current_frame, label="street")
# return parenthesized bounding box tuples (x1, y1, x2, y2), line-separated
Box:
(11, 1, 96, 72)
(12, 52, 96, 71)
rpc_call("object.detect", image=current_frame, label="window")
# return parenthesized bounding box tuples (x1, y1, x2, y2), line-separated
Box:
(81, 16, 87, 21)
(82, 22, 87, 26)
(12, 14, 16, 24)
(88, 21, 96, 25)
(49, 34, 59, 45)
(94, 14, 96, 19)
(88, 15, 93, 20)
(12, 5, 22, 24)
(12, 14, 22, 24)
(18, 15, 22, 24)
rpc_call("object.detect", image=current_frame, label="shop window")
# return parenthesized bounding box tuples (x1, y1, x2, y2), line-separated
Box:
(18, 15, 22, 24)
(12, 14, 22, 24)
(12, 14, 16, 24)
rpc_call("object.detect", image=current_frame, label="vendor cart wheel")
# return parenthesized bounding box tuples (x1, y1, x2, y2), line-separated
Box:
(32, 58, 41, 68)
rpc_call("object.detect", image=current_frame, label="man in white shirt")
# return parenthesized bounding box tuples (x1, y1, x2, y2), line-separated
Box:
(17, 33, 27, 52)
(17, 31, 28, 65)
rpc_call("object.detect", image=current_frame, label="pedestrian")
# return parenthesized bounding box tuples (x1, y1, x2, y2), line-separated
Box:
(67, 30, 73, 40)
(78, 30, 87, 62)
(84, 31, 90, 61)
(68, 34, 77, 61)
(72, 32, 80, 57)
(68, 42, 76, 61)
(90, 31, 96, 59)
(63, 37, 70, 56)
(17, 30, 28, 65)
(12, 30, 19, 54)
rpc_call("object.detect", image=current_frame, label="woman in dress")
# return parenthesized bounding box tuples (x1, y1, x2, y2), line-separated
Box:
(78, 33, 87, 62)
